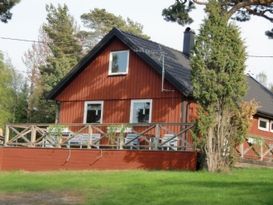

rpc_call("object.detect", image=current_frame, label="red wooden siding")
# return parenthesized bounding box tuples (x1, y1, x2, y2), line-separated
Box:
(248, 115, 273, 138)
(60, 98, 182, 124)
(0, 148, 3, 170)
(59, 101, 84, 123)
(0, 148, 197, 171)
(56, 38, 183, 124)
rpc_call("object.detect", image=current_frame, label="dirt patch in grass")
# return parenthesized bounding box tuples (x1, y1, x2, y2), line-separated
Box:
(0, 191, 84, 205)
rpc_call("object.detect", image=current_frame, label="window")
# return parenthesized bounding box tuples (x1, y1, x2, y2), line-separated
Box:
(83, 101, 103, 123)
(258, 118, 269, 131)
(130, 100, 152, 123)
(109, 50, 129, 75)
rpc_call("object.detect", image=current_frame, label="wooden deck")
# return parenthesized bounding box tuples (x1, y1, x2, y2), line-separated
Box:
(3, 123, 195, 151)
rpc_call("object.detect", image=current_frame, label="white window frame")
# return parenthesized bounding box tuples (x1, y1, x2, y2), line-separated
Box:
(258, 117, 269, 131)
(130, 99, 152, 123)
(83, 101, 104, 124)
(108, 50, 129, 75)
(270, 121, 273, 132)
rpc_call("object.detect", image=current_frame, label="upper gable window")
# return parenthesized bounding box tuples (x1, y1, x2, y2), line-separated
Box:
(109, 50, 129, 75)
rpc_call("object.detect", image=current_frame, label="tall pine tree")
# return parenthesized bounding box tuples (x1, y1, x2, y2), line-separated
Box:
(38, 4, 82, 122)
(41, 3, 82, 93)
(79, 8, 149, 51)
(191, 0, 247, 172)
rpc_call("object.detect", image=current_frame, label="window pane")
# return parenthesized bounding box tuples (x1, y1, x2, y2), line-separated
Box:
(259, 120, 267, 128)
(86, 104, 102, 123)
(132, 102, 150, 123)
(111, 51, 128, 73)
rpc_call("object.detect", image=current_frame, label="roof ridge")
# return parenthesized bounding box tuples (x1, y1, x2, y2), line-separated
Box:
(119, 29, 187, 56)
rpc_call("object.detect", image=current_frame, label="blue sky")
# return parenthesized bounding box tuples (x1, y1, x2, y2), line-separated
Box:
(0, 0, 273, 84)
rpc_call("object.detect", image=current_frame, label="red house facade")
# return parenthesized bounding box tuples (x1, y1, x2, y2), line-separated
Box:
(48, 28, 198, 127)
(55, 39, 187, 124)
(48, 28, 273, 161)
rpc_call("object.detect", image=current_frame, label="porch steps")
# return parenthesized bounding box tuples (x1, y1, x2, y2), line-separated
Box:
(235, 158, 273, 169)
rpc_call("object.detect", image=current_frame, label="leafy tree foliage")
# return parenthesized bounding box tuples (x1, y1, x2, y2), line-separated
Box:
(22, 29, 50, 123)
(79, 8, 150, 51)
(0, 0, 20, 23)
(162, 0, 273, 37)
(0, 52, 14, 127)
(12, 81, 28, 123)
(191, 0, 248, 171)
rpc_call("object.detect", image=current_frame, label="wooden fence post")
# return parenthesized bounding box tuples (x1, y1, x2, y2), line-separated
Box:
(30, 125, 36, 147)
(88, 125, 92, 149)
(155, 124, 160, 150)
(240, 143, 244, 159)
(4, 125, 9, 146)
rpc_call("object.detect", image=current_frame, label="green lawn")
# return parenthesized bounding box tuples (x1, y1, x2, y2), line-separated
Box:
(0, 168, 272, 205)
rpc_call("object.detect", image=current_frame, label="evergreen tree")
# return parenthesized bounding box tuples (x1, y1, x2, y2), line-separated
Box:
(41, 3, 82, 93)
(162, 0, 273, 38)
(0, 0, 20, 23)
(79, 8, 149, 51)
(191, 0, 247, 171)
(37, 4, 82, 123)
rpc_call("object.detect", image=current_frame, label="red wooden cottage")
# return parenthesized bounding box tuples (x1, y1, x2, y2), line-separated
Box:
(47, 27, 273, 161)
(48, 28, 196, 126)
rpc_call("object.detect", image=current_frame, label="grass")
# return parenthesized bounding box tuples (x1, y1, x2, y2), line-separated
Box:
(0, 168, 272, 205)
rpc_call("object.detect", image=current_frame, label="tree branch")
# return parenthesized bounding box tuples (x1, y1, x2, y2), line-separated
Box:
(227, 1, 255, 18)
(245, 6, 273, 21)
(227, 0, 273, 18)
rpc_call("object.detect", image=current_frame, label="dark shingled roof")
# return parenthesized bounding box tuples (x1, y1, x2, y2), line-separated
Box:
(48, 28, 273, 117)
(245, 76, 273, 119)
(119, 30, 192, 95)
